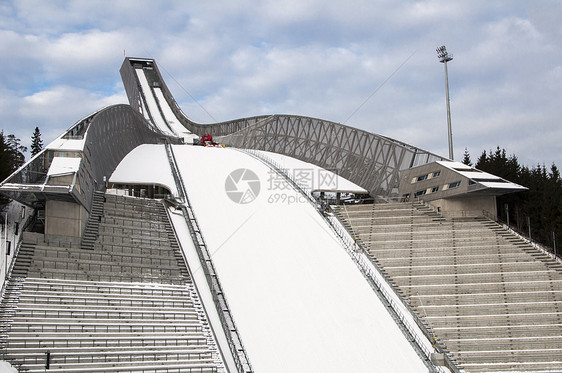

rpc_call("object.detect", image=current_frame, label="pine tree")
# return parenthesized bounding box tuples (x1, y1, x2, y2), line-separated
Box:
(4, 133, 26, 171)
(462, 148, 472, 166)
(30, 126, 43, 156)
(475, 146, 562, 250)
(0, 131, 27, 209)
(0, 132, 11, 183)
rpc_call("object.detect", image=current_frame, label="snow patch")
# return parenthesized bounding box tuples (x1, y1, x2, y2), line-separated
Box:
(108, 144, 178, 196)
(46, 157, 81, 177)
(0, 361, 18, 373)
(171, 145, 427, 372)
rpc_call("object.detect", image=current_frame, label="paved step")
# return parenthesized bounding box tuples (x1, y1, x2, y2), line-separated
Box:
(15, 277, 193, 297)
(409, 289, 562, 306)
(337, 201, 562, 372)
(0, 194, 225, 372)
(14, 292, 194, 308)
(5, 347, 216, 371)
(384, 261, 551, 277)
(24, 360, 219, 373)
(399, 279, 562, 297)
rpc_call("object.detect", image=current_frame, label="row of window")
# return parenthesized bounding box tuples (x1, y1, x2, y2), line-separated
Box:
(411, 170, 441, 183)
(412, 180, 461, 197)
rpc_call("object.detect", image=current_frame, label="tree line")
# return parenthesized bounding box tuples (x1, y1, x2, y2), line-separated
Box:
(464, 147, 561, 251)
(0, 127, 43, 208)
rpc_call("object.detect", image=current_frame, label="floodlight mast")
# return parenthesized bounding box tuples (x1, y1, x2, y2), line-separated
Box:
(437, 45, 454, 160)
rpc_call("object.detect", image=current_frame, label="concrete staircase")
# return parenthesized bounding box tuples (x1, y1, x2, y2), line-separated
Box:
(334, 202, 562, 372)
(81, 190, 106, 250)
(0, 194, 224, 372)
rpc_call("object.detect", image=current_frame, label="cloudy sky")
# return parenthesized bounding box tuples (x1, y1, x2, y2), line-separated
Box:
(1, 0, 561, 168)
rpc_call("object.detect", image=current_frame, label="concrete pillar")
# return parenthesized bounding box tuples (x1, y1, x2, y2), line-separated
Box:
(44, 200, 88, 238)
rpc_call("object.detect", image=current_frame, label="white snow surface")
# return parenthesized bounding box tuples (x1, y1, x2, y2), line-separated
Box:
(45, 138, 85, 151)
(135, 68, 198, 143)
(167, 208, 238, 372)
(437, 160, 526, 190)
(253, 150, 367, 193)
(153, 87, 198, 143)
(0, 361, 17, 373)
(46, 157, 81, 177)
(170, 145, 427, 372)
(108, 144, 177, 195)
(135, 69, 175, 137)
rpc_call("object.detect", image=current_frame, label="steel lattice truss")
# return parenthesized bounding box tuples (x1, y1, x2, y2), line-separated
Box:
(121, 57, 446, 198)
(217, 115, 445, 197)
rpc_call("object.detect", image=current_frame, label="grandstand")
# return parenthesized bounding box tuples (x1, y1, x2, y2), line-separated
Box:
(0, 57, 558, 372)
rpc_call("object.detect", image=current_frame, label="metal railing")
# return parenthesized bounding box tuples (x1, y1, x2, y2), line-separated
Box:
(238, 148, 457, 373)
(482, 209, 562, 266)
(164, 142, 253, 373)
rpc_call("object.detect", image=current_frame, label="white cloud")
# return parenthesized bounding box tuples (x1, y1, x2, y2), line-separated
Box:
(0, 0, 560, 169)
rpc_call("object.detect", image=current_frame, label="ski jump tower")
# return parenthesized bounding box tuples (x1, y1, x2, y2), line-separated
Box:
(0, 58, 532, 373)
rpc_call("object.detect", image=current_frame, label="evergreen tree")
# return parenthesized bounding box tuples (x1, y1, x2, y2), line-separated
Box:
(476, 146, 519, 181)
(0, 131, 27, 209)
(30, 126, 43, 156)
(0, 132, 10, 183)
(462, 148, 472, 166)
(476, 147, 562, 251)
(0, 131, 27, 175)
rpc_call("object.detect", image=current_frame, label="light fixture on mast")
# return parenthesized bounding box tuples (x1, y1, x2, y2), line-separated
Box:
(436, 45, 454, 160)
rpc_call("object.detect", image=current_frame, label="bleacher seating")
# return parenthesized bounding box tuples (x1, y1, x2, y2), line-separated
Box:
(0, 192, 225, 372)
(334, 202, 562, 372)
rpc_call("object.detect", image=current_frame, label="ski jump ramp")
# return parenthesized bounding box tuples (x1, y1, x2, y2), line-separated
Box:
(0, 57, 457, 372)
(110, 145, 431, 372)
(112, 58, 446, 372)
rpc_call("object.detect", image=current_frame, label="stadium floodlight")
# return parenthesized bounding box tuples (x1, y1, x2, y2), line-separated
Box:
(436, 45, 454, 160)
(436, 45, 453, 63)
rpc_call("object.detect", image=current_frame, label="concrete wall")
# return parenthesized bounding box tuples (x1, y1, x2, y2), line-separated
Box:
(428, 195, 497, 219)
(45, 200, 88, 238)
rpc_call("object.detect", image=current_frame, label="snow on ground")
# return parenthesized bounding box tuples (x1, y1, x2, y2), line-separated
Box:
(253, 149, 367, 193)
(0, 361, 17, 373)
(167, 208, 238, 372)
(170, 145, 427, 372)
(108, 143, 428, 371)
(108, 144, 178, 196)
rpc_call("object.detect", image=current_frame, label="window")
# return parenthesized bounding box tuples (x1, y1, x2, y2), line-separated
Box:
(432, 171, 441, 178)
(417, 174, 428, 182)
(431, 186, 439, 193)
(414, 189, 427, 197)
(448, 181, 461, 189)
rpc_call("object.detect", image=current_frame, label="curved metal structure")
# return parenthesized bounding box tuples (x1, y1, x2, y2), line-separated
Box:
(120, 57, 446, 197)
(0, 104, 167, 211)
(218, 116, 445, 196)
(2, 57, 447, 214)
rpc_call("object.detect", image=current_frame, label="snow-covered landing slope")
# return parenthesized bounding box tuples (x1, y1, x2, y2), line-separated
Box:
(172, 145, 427, 373)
